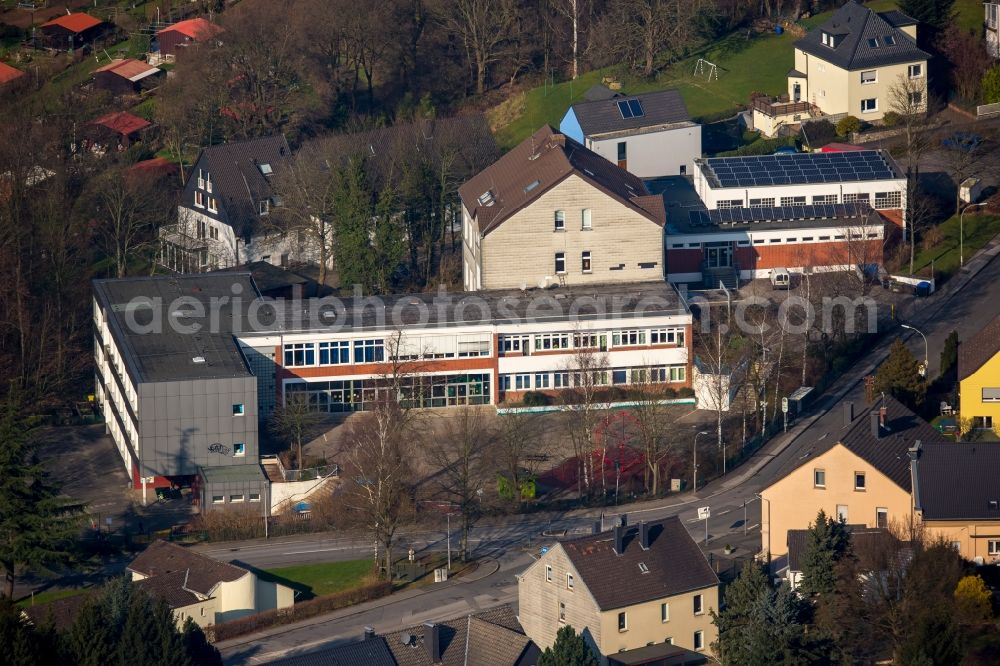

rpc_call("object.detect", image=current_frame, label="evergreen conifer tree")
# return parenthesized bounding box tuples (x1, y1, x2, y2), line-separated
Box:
(537, 624, 599, 666)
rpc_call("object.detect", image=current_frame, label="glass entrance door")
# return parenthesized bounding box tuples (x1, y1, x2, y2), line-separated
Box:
(705, 244, 732, 268)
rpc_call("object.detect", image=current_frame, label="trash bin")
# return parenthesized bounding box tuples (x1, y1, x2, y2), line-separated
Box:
(775, 25, 784, 34)
(915, 281, 931, 297)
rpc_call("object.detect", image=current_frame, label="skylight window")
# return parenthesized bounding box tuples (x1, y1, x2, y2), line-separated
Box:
(524, 179, 540, 193)
(883, 34, 895, 45)
(868, 38, 880, 48)
(616, 99, 645, 119)
(259, 163, 273, 175)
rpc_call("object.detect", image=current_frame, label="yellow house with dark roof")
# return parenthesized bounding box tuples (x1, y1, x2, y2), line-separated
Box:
(958, 314, 1000, 434)
(517, 517, 718, 665)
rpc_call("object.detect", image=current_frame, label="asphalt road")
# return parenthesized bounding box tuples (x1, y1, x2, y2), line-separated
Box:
(213, 247, 1000, 664)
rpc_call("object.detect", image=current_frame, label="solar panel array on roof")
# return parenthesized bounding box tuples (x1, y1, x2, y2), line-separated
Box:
(617, 99, 645, 119)
(688, 202, 871, 227)
(702, 151, 897, 188)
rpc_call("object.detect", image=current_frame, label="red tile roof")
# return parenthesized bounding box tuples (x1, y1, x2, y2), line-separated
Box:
(90, 111, 152, 137)
(93, 58, 160, 80)
(0, 61, 25, 85)
(158, 17, 224, 40)
(41, 13, 103, 33)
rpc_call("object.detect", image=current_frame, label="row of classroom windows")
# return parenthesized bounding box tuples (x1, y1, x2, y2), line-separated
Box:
(283, 327, 687, 366)
(669, 232, 879, 250)
(284, 374, 491, 411)
(714, 191, 902, 209)
(500, 365, 687, 392)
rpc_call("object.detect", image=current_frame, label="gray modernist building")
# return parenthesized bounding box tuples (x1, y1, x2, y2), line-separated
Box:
(93, 274, 266, 507)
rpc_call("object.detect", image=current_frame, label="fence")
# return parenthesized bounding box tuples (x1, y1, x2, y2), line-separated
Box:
(977, 102, 1000, 118)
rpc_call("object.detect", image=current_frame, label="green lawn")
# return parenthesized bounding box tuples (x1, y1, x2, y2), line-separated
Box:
(260, 558, 374, 598)
(16, 587, 90, 608)
(493, 0, 987, 149)
(910, 214, 1000, 279)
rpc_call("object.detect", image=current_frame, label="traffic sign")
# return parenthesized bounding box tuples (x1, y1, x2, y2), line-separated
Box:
(697, 506, 711, 520)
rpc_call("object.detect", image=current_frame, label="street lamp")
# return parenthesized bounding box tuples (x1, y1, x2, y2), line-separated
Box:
(960, 202, 988, 267)
(900, 323, 928, 378)
(693, 431, 709, 493)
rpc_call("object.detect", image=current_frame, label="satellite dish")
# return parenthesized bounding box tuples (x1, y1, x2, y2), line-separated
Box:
(400, 632, 413, 646)
(537, 277, 548, 289)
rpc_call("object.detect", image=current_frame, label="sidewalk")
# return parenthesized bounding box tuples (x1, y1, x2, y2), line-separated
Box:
(214, 558, 500, 652)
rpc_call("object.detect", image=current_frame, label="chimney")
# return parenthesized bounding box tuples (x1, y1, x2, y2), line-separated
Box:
(593, 520, 602, 535)
(613, 525, 626, 556)
(363, 626, 375, 641)
(620, 514, 628, 527)
(424, 622, 441, 663)
(908, 440, 923, 512)
(870, 411, 881, 439)
(879, 405, 888, 429)
(843, 401, 854, 426)
(639, 522, 650, 550)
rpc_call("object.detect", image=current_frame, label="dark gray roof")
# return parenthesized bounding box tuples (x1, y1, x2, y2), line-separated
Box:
(267, 637, 397, 666)
(199, 464, 267, 483)
(795, 1, 929, 70)
(787, 525, 884, 572)
(678, 202, 880, 234)
(608, 642, 708, 666)
(93, 273, 259, 383)
(188, 135, 290, 237)
(242, 280, 688, 336)
(570, 88, 691, 137)
(584, 83, 620, 102)
(878, 10, 917, 28)
(915, 443, 1000, 520)
(774, 396, 943, 493)
(559, 516, 719, 612)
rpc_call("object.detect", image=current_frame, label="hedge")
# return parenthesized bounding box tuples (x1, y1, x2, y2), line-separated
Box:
(208, 581, 394, 642)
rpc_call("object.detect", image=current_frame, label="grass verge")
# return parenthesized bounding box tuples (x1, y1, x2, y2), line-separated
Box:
(908, 214, 1000, 281)
(16, 586, 90, 608)
(259, 558, 374, 599)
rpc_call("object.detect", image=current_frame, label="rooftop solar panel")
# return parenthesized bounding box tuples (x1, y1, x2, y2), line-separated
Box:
(700, 150, 898, 188)
(617, 100, 633, 119)
(627, 99, 644, 117)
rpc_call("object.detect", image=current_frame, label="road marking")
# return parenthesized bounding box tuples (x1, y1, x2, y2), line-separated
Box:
(282, 546, 364, 555)
(717, 509, 731, 516)
(746, 523, 760, 531)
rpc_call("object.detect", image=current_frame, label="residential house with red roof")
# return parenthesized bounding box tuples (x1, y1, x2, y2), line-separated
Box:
(86, 111, 152, 150)
(156, 17, 223, 59)
(0, 61, 25, 90)
(39, 13, 108, 51)
(93, 58, 164, 96)
(459, 125, 666, 291)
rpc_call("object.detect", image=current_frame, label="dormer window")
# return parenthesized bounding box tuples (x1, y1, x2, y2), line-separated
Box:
(821, 31, 834, 47)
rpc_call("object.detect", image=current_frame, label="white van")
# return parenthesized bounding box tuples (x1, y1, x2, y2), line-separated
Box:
(770, 268, 792, 289)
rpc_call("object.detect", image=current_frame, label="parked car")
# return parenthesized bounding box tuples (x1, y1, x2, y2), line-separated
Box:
(770, 267, 792, 289)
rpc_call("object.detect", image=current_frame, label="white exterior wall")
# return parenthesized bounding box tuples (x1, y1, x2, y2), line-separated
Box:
(216, 572, 257, 624)
(586, 124, 702, 178)
(95, 301, 141, 480)
(462, 204, 483, 291)
(692, 165, 907, 218)
(163, 206, 319, 273)
(989, 3, 1000, 58)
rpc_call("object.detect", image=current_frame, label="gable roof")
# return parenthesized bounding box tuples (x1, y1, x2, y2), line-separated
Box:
(570, 88, 692, 137)
(0, 61, 25, 85)
(458, 125, 665, 235)
(269, 637, 397, 666)
(21, 590, 97, 631)
(958, 313, 1000, 380)
(94, 58, 161, 82)
(90, 111, 152, 137)
(190, 135, 290, 236)
(41, 13, 103, 33)
(769, 395, 942, 494)
(795, 0, 930, 70)
(132, 569, 203, 608)
(584, 83, 620, 102)
(558, 516, 719, 612)
(127, 540, 248, 596)
(787, 525, 887, 572)
(914, 443, 1000, 521)
(275, 605, 534, 666)
(158, 17, 224, 40)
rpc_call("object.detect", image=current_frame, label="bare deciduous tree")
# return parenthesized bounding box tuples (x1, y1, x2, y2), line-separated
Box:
(268, 392, 322, 469)
(561, 346, 609, 497)
(435, 0, 520, 95)
(627, 369, 678, 495)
